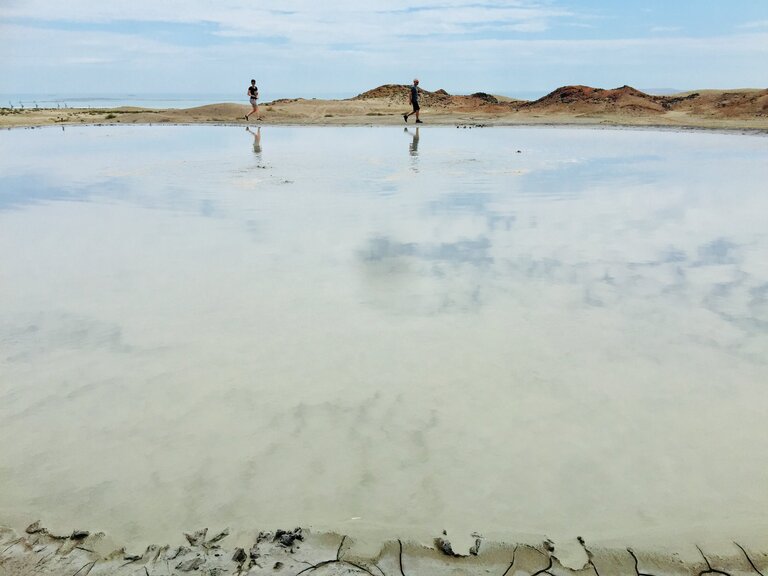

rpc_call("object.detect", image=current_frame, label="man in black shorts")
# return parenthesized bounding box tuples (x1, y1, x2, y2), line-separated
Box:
(403, 78, 423, 124)
(245, 79, 261, 121)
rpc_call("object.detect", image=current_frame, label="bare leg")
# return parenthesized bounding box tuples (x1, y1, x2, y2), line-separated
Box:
(404, 108, 421, 122)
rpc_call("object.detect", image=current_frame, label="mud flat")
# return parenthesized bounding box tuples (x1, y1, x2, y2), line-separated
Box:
(2, 521, 768, 576)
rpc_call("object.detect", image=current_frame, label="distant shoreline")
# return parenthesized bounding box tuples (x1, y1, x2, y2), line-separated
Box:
(2, 84, 767, 132)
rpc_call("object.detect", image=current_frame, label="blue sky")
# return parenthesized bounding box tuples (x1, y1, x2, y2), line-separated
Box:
(1, 0, 767, 98)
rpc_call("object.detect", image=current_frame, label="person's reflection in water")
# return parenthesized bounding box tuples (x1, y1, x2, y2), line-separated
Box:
(246, 126, 261, 154)
(404, 126, 419, 171)
(246, 126, 264, 168)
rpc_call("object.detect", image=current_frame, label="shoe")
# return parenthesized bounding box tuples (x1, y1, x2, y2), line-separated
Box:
(244, 115, 248, 120)
(415, 120, 423, 123)
(403, 114, 408, 123)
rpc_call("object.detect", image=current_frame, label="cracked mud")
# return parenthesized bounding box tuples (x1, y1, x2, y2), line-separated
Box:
(1, 522, 767, 576)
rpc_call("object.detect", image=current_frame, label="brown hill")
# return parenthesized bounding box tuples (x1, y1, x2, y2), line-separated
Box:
(664, 89, 768, 118)
(522, 85, 667, 115)
(353, 84, 454, 108)
(352, 84, 508, 109)
(519, 85, 768, 118)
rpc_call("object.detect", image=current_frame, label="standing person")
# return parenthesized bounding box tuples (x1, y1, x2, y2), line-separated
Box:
(245, 79, 261, 121)
(403, 78, 423, 124)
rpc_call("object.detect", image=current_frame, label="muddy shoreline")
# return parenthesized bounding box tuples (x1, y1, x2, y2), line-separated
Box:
(2, 520, 767, 576)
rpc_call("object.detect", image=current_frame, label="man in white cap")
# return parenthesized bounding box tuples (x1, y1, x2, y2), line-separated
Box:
(403, 78, 423, 124)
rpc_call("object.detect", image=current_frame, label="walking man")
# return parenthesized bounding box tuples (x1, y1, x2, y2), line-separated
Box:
(245, 79, 261, 121)
(403, 78, 423, 124)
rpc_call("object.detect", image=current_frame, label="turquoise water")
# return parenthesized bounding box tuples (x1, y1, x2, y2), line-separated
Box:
(1, 126, 767, 545)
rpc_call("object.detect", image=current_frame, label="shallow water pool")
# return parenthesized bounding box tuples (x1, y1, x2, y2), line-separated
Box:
(1, 125, 767, 545)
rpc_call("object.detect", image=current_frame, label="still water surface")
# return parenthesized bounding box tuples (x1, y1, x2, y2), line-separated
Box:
(1, 126, 767, 545)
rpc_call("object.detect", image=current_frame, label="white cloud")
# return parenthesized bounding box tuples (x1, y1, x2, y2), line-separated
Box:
(1, 0, 573, 35)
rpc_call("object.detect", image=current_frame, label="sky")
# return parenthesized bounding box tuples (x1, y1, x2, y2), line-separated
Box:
(1, 0, 767, 99)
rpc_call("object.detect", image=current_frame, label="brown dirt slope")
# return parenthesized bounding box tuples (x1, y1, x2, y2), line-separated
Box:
(665, 89, 768, 118)
(520, 85, 768, 118)
(352, 84, 507, 110)
(522, 85, 667, 115)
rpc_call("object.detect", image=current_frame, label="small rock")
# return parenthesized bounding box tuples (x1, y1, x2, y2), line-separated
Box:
(249, 543, 261, 560)
(435, 537, 456, 556)
(176, 557, 204, 572)
(274, 528, 303, 548)
(469, 538, 482, 556)
(184, 528, 208, 547)
(70, 530, 89, 540)
(273, 561, 284, 570)
(544, 540, 555, 553)
(167, 546, 191, 560)
(207, 528, 230, 545)
(144, 545, 159, 558)
(26, 521, 45, 534)
(232, 548, 247, 564)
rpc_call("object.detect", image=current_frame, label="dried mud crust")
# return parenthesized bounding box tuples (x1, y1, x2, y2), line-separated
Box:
(1, 522, 767, 576)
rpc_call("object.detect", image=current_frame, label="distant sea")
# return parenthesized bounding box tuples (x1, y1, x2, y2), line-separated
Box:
(0, 92, 352, 109)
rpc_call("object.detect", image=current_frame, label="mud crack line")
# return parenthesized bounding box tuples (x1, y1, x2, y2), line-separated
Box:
(500, 545, 519, 576)
(398, 539, 406, 576)
(628, 548, 656, 576)
(697, 545, 733, 576)
(734, 542, 765, 576)
(294, 535, 379, 576)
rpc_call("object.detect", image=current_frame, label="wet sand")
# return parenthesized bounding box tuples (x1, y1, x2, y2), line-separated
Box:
(1, 103, 766, 131)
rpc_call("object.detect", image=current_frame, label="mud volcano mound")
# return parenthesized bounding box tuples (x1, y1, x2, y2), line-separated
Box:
(353, 84, 454, 107)
(667, 89, 768, 118)
(519, 85, 768, 118)
(353, 84, 505, 109)
(523, 85, 667, 115)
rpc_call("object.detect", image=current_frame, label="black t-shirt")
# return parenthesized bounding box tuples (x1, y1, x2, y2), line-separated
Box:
(248, 85, 258, 98)
(410, 85, 419, 104)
